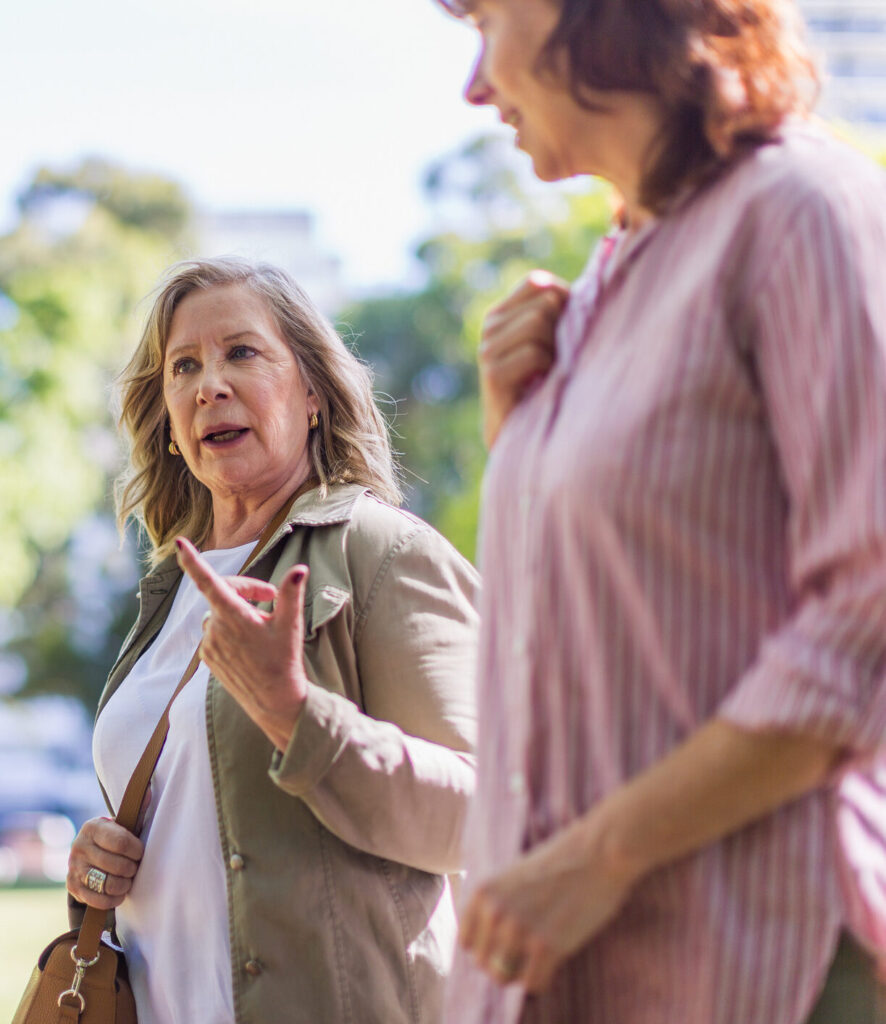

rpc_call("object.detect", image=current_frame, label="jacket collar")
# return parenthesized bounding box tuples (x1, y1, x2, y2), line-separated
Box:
(281, 482, 366, 527)
(249, 483, 367, 568)
(145, 483, 369, 578)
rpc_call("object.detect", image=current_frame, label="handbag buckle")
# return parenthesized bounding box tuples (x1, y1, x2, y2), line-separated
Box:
(57, 988, 86, 1013)
(58, 945, 101, 1011)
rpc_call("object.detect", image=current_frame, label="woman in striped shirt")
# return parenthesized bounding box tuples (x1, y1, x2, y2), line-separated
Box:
(437, 0, 886, 1021)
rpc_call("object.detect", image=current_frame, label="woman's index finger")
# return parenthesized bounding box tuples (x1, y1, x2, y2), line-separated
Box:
(174, 537, 242, 615)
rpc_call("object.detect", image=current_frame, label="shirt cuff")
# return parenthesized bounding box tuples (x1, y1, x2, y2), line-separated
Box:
(268, 683, 353, 795)
(719, 643, 886, 756)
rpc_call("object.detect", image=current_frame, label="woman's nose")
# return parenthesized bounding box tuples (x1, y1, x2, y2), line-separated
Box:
(464, 53, 493, 106)
(196, 366, 231, 405)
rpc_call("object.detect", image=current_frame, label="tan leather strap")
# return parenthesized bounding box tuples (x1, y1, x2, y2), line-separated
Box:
(75, 484, 313, 961)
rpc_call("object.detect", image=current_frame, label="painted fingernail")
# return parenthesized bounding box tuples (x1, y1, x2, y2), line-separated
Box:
(175, 538, 184, 551)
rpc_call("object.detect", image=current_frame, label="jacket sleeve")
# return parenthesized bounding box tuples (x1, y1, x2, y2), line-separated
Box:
(718, 174, 886, 757)
(268, 524, 479, 875)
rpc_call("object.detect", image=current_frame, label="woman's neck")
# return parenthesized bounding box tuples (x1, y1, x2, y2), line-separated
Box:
(206, 476, 317, 550)
(576, 92, 665, 231)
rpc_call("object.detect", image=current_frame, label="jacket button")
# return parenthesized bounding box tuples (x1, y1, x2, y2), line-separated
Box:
(229, 853, 245, 871)
(245, 959, 262, 977)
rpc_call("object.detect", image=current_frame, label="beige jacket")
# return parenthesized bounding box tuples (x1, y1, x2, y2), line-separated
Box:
(85, 485, 479, 1024)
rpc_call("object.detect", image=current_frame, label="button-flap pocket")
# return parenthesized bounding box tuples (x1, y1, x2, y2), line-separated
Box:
(303, 585, 350, 641)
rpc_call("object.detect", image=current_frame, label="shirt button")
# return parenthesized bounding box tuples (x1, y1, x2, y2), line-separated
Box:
(229, 853, 245, 871)
(245, 959, 262, 977)
(512, 637, 527, 657)
(508, 771, 526, 796)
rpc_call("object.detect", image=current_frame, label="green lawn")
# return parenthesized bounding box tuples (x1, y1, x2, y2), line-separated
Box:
(0, 886, 69, 1021)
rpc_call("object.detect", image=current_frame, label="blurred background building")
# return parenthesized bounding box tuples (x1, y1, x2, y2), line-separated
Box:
(800, 0, 886, 131)
(198, 209, 345, 315)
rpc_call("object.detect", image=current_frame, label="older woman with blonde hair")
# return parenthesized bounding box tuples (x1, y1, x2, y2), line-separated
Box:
(65, 256, 479, 1024)
(435, 0, 886, 1022)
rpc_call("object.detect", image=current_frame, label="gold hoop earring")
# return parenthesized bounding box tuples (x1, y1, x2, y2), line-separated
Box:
(309, 412, 319, 430)
(168, 440, 181, 456)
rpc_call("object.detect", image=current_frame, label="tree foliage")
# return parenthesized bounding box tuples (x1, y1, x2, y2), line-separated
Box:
(17, 157, 191, 238)
(342, 134, 613, 560)
(0, 159, 191, 704)
(0, 159, 191, 608)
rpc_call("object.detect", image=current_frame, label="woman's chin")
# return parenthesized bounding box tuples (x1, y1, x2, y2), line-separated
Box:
(200, 468, 261, 502)
(526, 148, 571, 183)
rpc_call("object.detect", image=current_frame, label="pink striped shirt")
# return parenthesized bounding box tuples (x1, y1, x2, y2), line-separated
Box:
(447, 125, 886, 1024)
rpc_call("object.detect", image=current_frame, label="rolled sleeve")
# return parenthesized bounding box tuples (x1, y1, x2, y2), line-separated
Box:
(721, 571, 886, 753)
(720, 179, 886, 755)
(269, 683, 353, 794)
(269, 520, 479, 874)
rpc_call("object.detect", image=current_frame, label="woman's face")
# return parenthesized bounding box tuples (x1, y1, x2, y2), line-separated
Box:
(463, 0, 591, 182)
(163, 282, 319, 506)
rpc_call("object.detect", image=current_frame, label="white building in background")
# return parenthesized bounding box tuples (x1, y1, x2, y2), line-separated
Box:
(197, 209, 345, 315)
(799, 0, 886, 132)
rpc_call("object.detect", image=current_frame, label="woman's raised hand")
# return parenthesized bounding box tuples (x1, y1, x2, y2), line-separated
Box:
(175, 537, 311, 752)
(67, 816, 145, 910)
(479, 270, 569, 449)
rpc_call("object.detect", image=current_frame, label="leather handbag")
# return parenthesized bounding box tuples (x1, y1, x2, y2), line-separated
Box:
(12, 634, 206, 1024)
(12, 491, 300, 1022)
(12, 926, 136, 1024)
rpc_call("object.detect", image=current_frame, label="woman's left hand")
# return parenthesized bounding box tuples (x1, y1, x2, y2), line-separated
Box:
(176, 536, 310, 751)
(460, 718, 840, 994)
(458, 815, 637, 993)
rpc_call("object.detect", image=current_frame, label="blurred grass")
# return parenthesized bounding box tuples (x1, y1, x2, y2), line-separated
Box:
(0, 886, 68, 1020)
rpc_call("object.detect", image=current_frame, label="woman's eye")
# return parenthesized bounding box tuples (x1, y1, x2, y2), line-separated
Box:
(230, 345, 255, 361)
(171, 357, 196, 376)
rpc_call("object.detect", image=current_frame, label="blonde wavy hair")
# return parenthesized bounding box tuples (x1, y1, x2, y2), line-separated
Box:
(115, 256, 401, 566)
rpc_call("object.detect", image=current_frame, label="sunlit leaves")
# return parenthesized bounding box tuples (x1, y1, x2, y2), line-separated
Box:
(0, 160, 190, 608)
(344, 134, 613, 558)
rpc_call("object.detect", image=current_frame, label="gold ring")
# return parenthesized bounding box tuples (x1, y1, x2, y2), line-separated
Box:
(85, 867, 108, 895)
(490, 952, 522, 980)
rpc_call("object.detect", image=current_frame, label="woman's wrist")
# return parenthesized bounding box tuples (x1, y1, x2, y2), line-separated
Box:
(577, 792, 655, 893)
(248, 693, 306, 753)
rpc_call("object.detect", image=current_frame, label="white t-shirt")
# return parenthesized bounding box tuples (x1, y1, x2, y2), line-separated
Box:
(93, 543, 252, 1024)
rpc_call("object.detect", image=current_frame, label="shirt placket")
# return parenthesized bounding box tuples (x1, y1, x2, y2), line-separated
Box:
(511, 228, 647, 841)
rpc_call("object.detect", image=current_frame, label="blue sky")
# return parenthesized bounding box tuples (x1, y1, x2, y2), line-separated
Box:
(2, 0, 505, 289)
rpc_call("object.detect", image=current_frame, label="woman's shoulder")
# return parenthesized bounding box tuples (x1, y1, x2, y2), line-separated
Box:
(316, 487, 479, 621)
(721, 120, 886, 224)
(292, 483, 476, 581)
(345, 489, 474, 572)
(674, 121, 886, 295)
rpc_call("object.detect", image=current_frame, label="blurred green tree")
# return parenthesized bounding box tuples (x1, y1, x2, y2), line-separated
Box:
(342, 134, 612, 560)
(0, 158, 191, 704)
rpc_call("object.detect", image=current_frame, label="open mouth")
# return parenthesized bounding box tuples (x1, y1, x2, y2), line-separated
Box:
(202, 428, 248, 445)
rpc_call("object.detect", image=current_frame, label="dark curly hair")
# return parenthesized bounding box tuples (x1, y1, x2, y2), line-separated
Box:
(440, 0, 819, 213)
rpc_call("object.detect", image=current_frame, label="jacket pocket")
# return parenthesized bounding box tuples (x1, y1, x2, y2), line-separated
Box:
(304, 585, 350, 641)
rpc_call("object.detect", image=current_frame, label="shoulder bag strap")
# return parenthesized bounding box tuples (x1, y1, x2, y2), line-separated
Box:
(74, 484, 309, 959)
